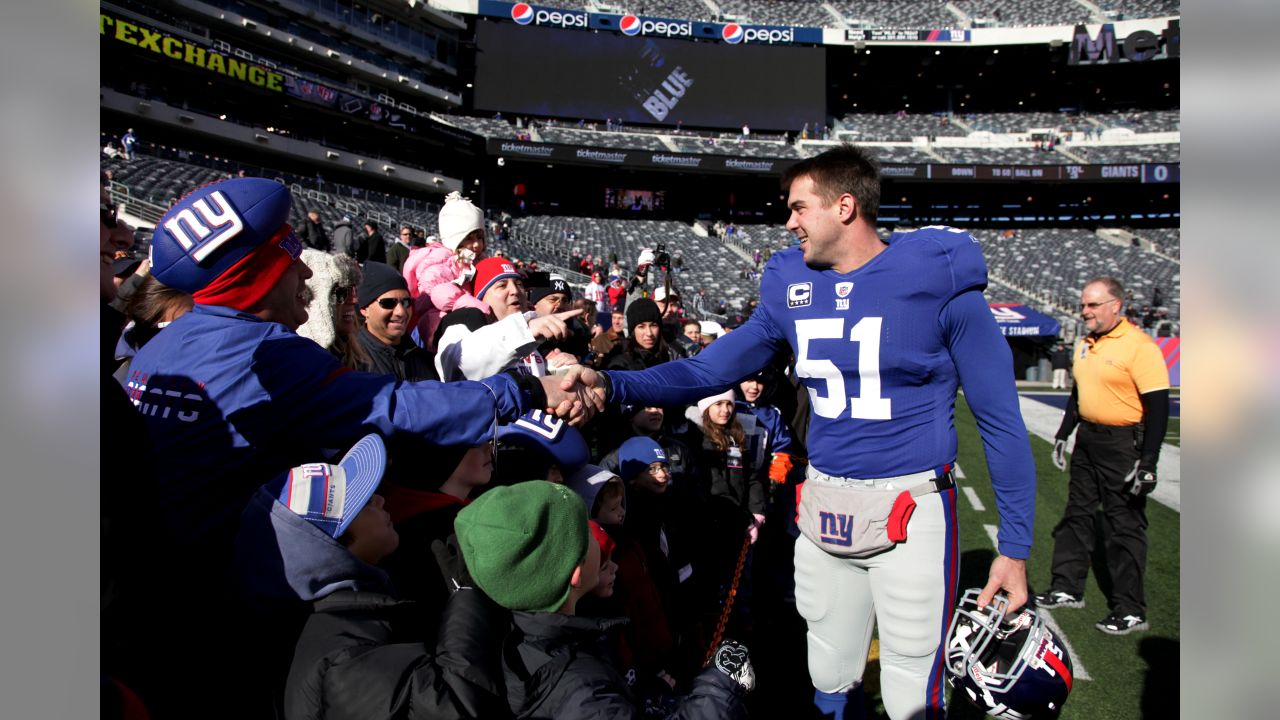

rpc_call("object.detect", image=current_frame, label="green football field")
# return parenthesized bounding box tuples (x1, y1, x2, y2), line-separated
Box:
(931, 397, 1181, 719)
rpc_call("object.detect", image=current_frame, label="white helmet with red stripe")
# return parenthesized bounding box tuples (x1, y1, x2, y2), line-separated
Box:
(944, 589, 1074, 719)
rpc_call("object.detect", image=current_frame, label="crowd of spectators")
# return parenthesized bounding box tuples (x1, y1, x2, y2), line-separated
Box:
(101, 169, 820, 720)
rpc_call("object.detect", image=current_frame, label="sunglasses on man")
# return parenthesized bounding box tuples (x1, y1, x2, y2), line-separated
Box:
(376, 297, 412, 310)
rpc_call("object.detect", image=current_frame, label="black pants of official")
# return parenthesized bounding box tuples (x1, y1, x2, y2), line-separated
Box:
(1048, 422, 1149, 615)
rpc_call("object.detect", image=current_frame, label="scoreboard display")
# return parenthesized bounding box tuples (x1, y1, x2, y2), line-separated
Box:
(473, 21, 825, 130)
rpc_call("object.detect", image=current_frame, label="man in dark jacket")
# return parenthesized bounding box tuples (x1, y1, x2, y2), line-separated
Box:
(387, 226, 412, 273)
(330, 215, 356, 259)
(363, 220, 386, 264)
(298, 209, 330, 252)
(355, 262, 437, 380)
(456, 481, 754, 720)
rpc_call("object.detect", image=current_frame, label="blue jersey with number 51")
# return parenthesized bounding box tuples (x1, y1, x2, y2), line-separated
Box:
(606, 226, 1035, 558)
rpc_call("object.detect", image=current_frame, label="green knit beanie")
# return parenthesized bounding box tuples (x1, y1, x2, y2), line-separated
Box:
(455, 480, 589, 612)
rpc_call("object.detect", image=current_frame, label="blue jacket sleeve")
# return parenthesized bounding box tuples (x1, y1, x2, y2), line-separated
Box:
(251, 336, 530, 449)
(940, 290, 1036, 559)
(606, 304, 788, 407)
(764, 408, 794, 455)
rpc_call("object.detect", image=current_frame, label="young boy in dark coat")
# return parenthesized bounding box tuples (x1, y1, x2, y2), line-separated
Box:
(456, 481, 756, 720)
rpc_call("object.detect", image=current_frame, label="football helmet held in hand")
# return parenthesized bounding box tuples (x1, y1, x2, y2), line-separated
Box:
(945, 589, 1073, 719)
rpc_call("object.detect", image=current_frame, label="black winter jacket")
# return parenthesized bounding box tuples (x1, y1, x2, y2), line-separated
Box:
(602, 340, 682, 372)
(503, 611, 747, 720)
(356, 326, 438, 381)
(285, 588, 512, 720)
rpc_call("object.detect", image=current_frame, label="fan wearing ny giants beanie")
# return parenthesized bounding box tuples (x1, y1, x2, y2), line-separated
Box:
(434, 256, 586, 382)
(125, 177, 601, 605)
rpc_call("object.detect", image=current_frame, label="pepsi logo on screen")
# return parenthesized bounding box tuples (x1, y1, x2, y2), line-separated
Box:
(511, 2, 534, 24)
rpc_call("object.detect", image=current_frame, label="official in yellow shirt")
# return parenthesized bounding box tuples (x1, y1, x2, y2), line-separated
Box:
(1034, 277, 1170, 636)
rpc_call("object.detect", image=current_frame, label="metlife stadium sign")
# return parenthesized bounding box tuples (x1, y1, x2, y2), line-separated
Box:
(480, 1, 823, 45)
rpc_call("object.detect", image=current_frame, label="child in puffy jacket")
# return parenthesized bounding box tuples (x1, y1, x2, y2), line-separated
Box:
(402, 191, 490, 349)
(456, 480, 755, 720)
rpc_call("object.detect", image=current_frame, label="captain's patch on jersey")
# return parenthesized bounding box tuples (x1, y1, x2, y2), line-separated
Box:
(787, 282, 813, 309)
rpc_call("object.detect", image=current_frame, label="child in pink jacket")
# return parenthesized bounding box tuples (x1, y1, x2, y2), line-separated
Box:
(402, 192, 490, 349)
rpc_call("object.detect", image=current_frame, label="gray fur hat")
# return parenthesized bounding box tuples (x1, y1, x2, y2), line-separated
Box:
(297, 248, 362, 350)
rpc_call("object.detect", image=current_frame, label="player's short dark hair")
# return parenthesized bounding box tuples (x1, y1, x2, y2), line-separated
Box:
(1086, 276, 1125, 303)
(781, 144, 881, 224)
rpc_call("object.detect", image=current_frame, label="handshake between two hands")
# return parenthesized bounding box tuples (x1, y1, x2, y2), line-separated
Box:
(538, 365, 607, 426)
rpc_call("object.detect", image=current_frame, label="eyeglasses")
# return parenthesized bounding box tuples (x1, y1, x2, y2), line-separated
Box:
(1080, 299, 1119, 311)
(101, 202, 119, 229)
(376, 297, 412, 310)
(334, 286, 355, 304)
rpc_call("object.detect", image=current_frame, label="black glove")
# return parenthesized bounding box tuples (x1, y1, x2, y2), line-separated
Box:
(1123, 462, 1157, 497)
(711, 639, 755, 692)
(432, 535, 476, 594)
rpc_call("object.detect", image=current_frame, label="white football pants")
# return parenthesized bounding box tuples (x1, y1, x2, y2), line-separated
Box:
(794, 477, 958, 720)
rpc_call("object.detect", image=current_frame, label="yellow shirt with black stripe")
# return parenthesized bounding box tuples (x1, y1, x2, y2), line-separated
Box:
(1072, 319, 1170, 426)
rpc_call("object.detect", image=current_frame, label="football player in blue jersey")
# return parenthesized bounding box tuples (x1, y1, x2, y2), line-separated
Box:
(591, 145, 1036, 719)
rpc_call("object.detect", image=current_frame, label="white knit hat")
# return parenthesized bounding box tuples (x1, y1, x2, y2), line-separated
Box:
(437, 191, 485, 251)
(637, 248, 656, 267)
(297, 248, 361, 351)
(696, 389, 736, 417)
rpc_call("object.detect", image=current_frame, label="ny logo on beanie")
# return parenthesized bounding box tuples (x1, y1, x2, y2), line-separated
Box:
(162, 191, 246, 263)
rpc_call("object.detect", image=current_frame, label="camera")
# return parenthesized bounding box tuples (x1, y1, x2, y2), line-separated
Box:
(654, 242, 671, 272)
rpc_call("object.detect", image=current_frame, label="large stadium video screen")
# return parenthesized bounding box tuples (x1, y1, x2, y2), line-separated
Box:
(473, 21, 825, 130)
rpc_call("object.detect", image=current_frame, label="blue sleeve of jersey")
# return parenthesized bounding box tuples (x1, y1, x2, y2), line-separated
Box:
(939, 230, 989, 298)
(607, 303, 788, 407)
(941, 290, 1035, 559)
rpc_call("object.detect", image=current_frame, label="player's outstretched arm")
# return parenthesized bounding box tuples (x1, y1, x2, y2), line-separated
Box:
(604, 309, 787, 408)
